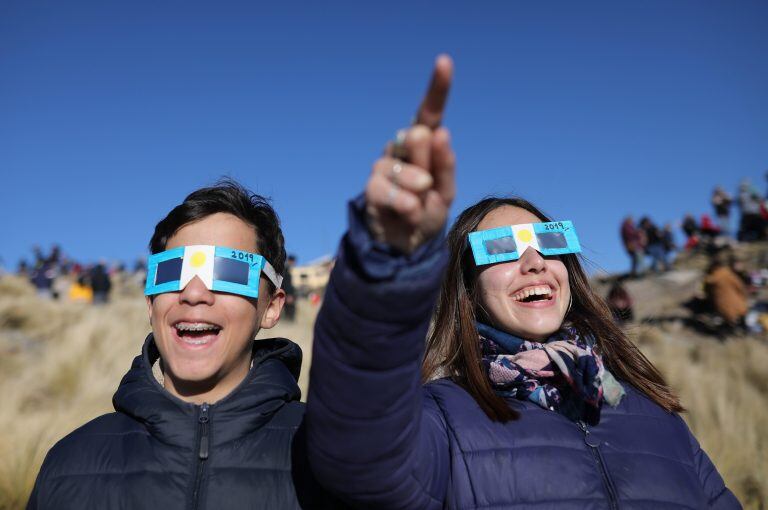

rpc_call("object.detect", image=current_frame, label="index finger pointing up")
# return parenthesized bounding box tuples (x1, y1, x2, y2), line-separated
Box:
(414, 54, 453, 130)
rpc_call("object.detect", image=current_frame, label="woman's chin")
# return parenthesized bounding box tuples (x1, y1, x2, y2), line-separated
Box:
(501, 317, 563, 341)
(491, 299, 567, 340)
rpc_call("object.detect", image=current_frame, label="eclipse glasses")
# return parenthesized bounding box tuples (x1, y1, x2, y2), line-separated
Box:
(468, 221, 582, 266)
(145, 245, 282, 299)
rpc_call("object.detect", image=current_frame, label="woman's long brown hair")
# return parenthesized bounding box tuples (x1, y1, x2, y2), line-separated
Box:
(422, 197, 683, 422)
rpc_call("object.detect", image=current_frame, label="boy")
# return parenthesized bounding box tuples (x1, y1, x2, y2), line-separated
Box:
(28, 179, 333, 510)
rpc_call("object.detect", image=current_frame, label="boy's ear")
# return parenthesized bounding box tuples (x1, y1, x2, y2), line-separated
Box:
(260, 288, 286, 329)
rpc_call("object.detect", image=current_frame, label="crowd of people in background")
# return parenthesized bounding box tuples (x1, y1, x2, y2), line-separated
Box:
(14, 245, 146, 305)
(615, 174, 768, 336)
(620, 176, 768, 279)
(4, 176, 767, 333)
(10, 245, 303, 319)
(621, 176, 768, 278)
(620, 215, 675, 276)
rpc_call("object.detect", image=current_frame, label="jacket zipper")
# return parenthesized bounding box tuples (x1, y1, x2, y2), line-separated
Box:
(578, 420, 619, 510)
(191, 403, 210, 510)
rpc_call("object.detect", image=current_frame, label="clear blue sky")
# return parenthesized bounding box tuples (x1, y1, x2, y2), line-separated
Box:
(1, 1, 767, 274)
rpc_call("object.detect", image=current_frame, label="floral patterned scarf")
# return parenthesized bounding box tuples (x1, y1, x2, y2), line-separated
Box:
(478, 321, 625, 425)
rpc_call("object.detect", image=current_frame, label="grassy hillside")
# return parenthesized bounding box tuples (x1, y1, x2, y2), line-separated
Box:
(1, 249, 766, 508)
(0, 276, 316, 510)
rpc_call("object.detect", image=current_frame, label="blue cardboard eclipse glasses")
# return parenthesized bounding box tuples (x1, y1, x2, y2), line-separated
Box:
(145, 245, 283, 299)
(468, 221, 582, 266)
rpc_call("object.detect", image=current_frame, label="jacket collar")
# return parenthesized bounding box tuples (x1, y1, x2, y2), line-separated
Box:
(112, 333, 302, 449)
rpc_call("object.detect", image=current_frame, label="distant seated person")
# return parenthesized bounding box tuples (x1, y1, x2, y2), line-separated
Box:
(607, 278, 634, 324)
(27, 180, 337, 510)
(704, 250, 748, 332)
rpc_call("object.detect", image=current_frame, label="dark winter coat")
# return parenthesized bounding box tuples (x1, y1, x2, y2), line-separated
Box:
(89, 263, 112, 294)
(28, 335, 337, 510)
(306, 198, 741, 510)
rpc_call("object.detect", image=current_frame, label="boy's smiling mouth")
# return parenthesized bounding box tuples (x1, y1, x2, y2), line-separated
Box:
(172, 321, 222, 347)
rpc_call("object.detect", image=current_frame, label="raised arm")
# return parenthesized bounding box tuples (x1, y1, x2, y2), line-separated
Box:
(306, 56, 456, 510)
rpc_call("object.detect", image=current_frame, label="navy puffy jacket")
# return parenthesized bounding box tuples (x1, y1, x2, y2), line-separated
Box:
(306, 198, 741, 509)
(28, 335, 338, 510)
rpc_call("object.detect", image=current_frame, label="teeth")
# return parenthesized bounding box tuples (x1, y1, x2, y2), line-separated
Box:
(175, 322, 220, 332)
(183, 338, 210, 345)
(511, 286, 552, 302)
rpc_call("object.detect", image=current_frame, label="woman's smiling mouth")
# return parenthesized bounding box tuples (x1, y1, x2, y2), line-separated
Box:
(509, 282, 557, 307)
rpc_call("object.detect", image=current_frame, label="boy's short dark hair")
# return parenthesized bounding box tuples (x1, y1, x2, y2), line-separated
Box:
(149, 178, 286, 293)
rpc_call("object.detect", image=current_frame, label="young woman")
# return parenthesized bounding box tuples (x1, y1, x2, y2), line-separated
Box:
(306, 56, 740, 509)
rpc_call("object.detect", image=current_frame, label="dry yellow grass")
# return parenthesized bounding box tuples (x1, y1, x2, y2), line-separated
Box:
(0, 276, 150, 510)
(0, 275, 317, 510)
(1, 272, 766, 509)
(633, 324, 768, 509)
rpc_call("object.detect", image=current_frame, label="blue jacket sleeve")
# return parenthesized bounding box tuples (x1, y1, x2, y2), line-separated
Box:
(25, 481, 40, 510)
(686, 425, 742, 509)
(306, 195, 450, 510)
(26, 450, 50, 510)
